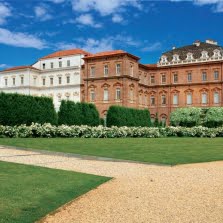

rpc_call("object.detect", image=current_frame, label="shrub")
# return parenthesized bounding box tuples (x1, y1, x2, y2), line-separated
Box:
(204, 107, 223, 127)
(58, 101, 100, 126)
(170, 107, 202, 127)
(0, 92, 57, 126)
(106, 106, 151, 127)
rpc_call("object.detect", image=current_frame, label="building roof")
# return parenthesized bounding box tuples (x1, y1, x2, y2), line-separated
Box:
(40, 49, 91, 60)
(0, 66, 40, 72)
(161, 41, 223, 61)
(84, 50, 140, 60)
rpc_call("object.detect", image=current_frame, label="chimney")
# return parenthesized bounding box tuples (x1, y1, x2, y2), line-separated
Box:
(206, 39, 218, 45)
(193, 40, 200, 47)
(172, 46, 176, 50)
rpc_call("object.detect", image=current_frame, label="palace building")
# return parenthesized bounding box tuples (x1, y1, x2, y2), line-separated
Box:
(1, 39, 223, 123)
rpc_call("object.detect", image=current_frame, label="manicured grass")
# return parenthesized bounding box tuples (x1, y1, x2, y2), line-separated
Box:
(0, 161, 109, 223)
(1, 138, 223, 165)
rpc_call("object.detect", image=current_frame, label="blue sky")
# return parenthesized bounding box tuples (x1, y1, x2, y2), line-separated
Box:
(0, 0, 223, 69)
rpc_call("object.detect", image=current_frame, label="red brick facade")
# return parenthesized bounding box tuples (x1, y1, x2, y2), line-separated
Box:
(81, 44, 223, 124)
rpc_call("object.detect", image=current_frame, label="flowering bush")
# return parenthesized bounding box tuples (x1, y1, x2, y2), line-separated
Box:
(0, 123, 223, 138)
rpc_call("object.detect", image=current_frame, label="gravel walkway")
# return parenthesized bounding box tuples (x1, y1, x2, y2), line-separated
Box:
(1, 147, 223, 223)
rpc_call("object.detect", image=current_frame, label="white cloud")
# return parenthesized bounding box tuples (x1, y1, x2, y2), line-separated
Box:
(47, 0, 66, 3)
(0, 64, 9, 69)
(0, 2, 11, 25)
(34, 5, 52, 21)
(112, 14, 124, 23)
(75, 14, 102, 28)
(141, 42, 162, 52)
(0, 28, 46, 49)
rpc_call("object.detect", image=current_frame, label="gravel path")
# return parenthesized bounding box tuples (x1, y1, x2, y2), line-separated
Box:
(1, 147, 223, 223)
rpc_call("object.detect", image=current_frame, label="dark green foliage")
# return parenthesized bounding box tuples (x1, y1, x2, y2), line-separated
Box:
(0, 92, 57, 126)
(106, 105, 151, 127)
(99, 118, 105, 126)
(154, 113, 159, 127)
(58, 101, 100, 126)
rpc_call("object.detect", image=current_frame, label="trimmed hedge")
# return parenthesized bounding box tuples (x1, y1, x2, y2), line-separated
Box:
(0, 92, 57, 125)
(106, 106, 151, 127)
(58, 101, 100, 126)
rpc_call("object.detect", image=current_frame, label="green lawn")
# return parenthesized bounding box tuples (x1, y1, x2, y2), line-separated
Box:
(0, 138, 223, 165)
(0, 161, 109, 223)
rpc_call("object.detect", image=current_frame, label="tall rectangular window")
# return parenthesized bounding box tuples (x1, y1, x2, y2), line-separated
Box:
(50, 77, 53, 85)
(202, 93, 207, 104)
(103, 89, 109, 101)
(42, 63, 45, 69)
(116, 88, 121, 100)
(173, 74, 178, 83)
(5, 78, 7, 86)
(161, 74, 166, 84)
(187, 73, 192, 82)
(67, 60, 70, 67)
(130, 65, 134, 76)
(66, 76, 70, 84)
(130, 89, 134, 102)
(187, 93, 192, 105)
(104, 65, 109, 76)
(116, 64, 121, 75)
(13, 77, 15, 85)
(59, 61, 62, 68)
(150, 75, 155, 84)
(90, 90, 95, 101)
(42, 78, 46, 86)
(150, 96, 155, 106)
(161, 95, 166, 105)
(21, 76, 24, 85)
(214, 71, 219, 80)
(214, 92, 219, 104)
(58, 76, 62, 85)
(33, 77, 37, 86)
(173, 94, 178, 105)
(144, 95, 147, 105)
(51, 62, 53, 69)
(90, 66, 95, 77)
(202, 72, 207, 81)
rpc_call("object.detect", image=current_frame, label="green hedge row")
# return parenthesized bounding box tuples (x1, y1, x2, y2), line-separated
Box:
(0, 92, 57, 125)
(58, 100, 100, 126)
(170, 107, 223, 127)
(106, 106, 151, 127)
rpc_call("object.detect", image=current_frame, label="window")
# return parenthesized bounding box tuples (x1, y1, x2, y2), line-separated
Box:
(144, 95, 147, 105)
(187, 73, 192, 82)
(104, 65, 109, 76)
(139, 94, 142, 105)
(130, 89, 134, 102)
(161, 95, 166, 105)
(150, 96, 155, 106)
(58, 96, 61, 102)
(161, 56, 167, 63)
(173, 74, 178, 83)
(58, 76, 62, 85)
(59, 61, 62, 68)
(67, 60, 70, 67)
(161, 74, 166, 84)
(33, 77, 37, 86)
(66, 76, 70, 84)
(66, 95, 70, 100)
(42, 78, 46, 86)
(201, 51, 208, 59)
(213, 50, 221, 58)
(187, 93, 192, 105)
(50, 77, 53, 85)
(51, 62, 53, 69)
(130, 65, 134, 76)
(186, 53, 193, 60)
(12, 77, 15, 85)
(150, 75, 155, 84)
(42, 63, 46, 69)
(90, 89, 95, 102)
(103, 89, 109, 101)
(5, 78, 7, 86)
(202, 93, 207, 104)
(172, 54, 180, 62)
(116, 64, 121, 75)
(116, 88, 121, 100)
(90, 66, 95, 77)
(173, 94, 178, 105)
(214, 92, 219, 104)
(202, 72, 207, 81)
(21, 76, 24, 85)
(214, 71, 219, 80)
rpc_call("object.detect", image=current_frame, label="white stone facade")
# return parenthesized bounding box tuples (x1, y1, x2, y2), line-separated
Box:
(0, 50, 87, 111)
